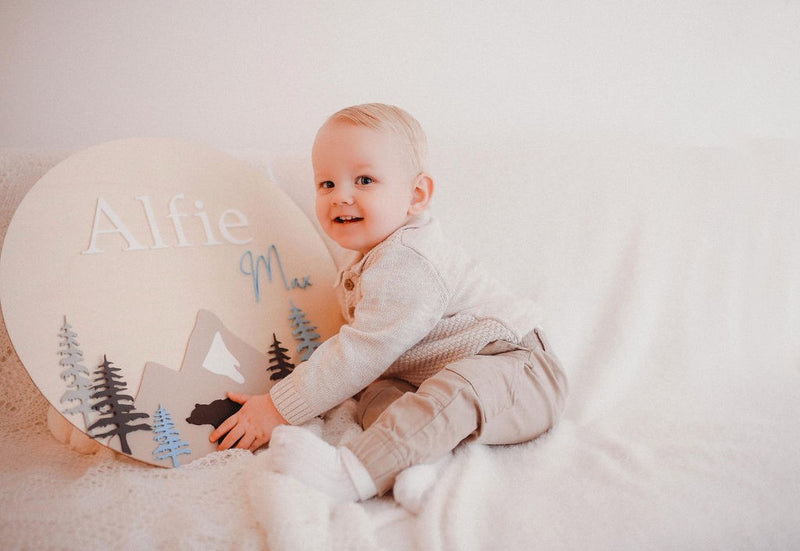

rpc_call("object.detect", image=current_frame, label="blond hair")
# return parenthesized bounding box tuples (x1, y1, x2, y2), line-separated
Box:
(327, 103, 428, 173)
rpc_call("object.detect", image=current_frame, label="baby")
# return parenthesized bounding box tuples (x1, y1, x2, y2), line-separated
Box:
(211, 103, 568, 505)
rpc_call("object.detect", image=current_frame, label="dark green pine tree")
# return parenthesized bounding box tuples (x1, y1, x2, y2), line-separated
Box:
(152, 404, 192, 468)
(88, 355, 151, 455)
(58, 317, 94, 430)
(267, 333, 295, 380)
(289, 301, 321, 361)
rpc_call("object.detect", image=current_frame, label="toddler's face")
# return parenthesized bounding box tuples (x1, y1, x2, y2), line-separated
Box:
(313, 120, 423, 254)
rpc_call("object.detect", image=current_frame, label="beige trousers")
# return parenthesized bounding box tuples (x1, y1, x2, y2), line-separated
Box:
(346, 328, 568, 495)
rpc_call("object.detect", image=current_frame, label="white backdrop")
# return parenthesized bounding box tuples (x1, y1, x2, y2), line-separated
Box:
(1, 1, 799, 153)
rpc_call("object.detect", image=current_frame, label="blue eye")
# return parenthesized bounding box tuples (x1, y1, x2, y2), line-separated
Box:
(318, 181, 335, 190)
(356, 176, 374, 185)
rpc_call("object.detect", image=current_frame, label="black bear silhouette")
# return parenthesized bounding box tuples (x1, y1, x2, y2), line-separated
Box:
(186, 398, 242, 445)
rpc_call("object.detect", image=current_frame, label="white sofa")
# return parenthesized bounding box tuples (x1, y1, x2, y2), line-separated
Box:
(1, 138, 798, 550)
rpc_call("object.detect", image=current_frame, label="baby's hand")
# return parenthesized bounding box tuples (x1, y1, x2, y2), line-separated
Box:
(210, 391, 287, 452)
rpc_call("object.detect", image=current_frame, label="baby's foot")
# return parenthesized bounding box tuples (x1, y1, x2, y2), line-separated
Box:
(267, 425, 377, 502)
(393, 453, 452, 514)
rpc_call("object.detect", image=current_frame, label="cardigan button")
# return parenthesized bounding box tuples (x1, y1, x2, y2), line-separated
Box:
(343, 278, 354, 291)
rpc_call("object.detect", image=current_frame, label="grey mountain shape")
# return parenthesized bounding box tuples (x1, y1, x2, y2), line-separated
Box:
(130, 309, 278, 467)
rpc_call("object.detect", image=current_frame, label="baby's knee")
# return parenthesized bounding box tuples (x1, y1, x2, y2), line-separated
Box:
(417, 365, 481, 409)
(356, 378, 417, 429)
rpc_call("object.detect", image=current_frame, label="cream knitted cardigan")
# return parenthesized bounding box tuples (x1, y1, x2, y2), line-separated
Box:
(270, 212, 543, 425)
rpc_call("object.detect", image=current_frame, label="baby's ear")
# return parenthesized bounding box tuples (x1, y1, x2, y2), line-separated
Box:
(408, 173, 434, 215)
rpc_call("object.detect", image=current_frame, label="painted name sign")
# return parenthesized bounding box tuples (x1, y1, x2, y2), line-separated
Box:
(0, 137, 342, 467)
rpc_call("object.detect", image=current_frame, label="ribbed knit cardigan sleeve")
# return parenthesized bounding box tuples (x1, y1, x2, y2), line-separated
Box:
(270, 242, 449, 425)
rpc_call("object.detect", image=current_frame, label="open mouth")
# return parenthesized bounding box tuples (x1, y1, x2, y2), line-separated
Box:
(334, 216, 363, 224)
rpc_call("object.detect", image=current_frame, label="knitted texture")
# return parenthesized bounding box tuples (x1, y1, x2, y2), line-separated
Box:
(384, 315, 517, 386)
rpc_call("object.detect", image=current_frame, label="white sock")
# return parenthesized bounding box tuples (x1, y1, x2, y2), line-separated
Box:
(267, 425, 377, 502)
(393, 453, 452, 514)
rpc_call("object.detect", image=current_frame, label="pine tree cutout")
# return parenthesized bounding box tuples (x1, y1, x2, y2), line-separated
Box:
(289, 301, 321, 361)
(88, 355, 151, 454)
(57, 317, 94, 429)
(152, 404, 192, 467)
(267, 333, 295, 380)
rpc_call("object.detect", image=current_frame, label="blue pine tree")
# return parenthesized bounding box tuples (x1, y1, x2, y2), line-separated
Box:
(58, 317, 94, 430)
(288, 301, 321, 361)
(152, 404, 192, 468)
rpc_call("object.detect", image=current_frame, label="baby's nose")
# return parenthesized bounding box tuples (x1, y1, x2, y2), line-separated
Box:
(331, 188, 354, 205)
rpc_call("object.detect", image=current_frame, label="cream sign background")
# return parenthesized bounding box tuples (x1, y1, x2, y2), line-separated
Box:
(0, 138, 341, 465)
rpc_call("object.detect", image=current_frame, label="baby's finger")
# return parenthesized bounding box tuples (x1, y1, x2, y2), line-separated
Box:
(219, 425, 244, 451)
(249, 436, 267, 453)
(236, 433, 255, 451)
(210, 414, 237, 444)
(227, 391, 251, 404)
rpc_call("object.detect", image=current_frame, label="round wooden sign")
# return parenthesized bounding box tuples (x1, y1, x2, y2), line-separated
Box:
(0, 138, 342, 467)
